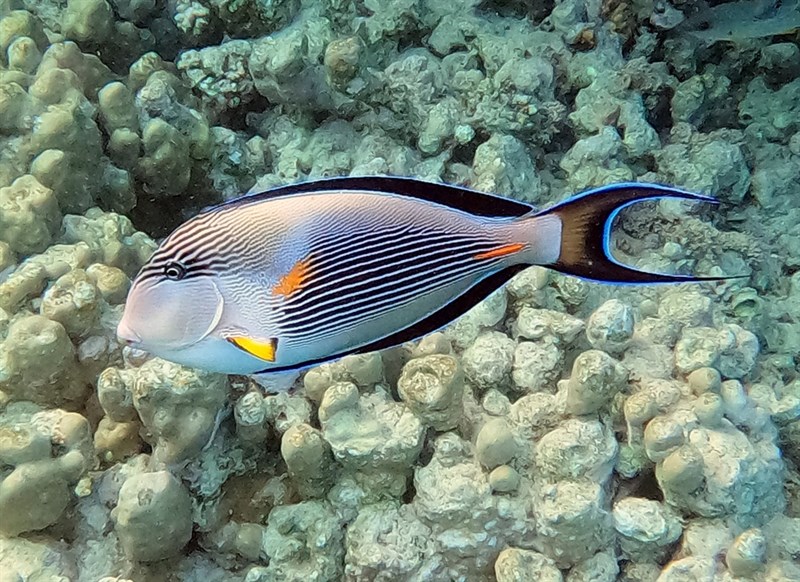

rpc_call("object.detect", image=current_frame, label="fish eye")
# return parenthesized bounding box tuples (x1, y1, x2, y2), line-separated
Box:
(164, 261, 187, 281)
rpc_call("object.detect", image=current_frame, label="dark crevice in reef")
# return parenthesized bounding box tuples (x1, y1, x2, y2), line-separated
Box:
(128, 172, 219, 240)
(478, 0, 555, 23)
(401, 475, 417, 504)
(416, 427, 437, 470)
(215, 93, 271, 133)
(620, 470, 665, 503)
(452, 139, 481, 167)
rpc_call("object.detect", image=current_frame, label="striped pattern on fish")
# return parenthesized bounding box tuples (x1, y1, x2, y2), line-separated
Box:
(117, 176, 738, 380)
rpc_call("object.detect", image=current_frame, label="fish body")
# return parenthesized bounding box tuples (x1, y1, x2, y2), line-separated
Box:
(682, 0, 800, 44)
(118, 176, 728, 377)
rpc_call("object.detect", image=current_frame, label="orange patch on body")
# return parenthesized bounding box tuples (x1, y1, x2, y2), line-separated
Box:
(474, 243, 526, 260)
(272, 256, 313, 297)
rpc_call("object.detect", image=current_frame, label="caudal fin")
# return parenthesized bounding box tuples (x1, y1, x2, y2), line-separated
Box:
(537, 182, 744, 284)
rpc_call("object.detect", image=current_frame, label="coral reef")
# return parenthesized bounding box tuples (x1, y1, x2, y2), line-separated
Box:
(1, 0, 799, 581)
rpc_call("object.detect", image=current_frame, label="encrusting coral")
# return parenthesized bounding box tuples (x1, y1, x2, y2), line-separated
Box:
(1, 0, 800, 580)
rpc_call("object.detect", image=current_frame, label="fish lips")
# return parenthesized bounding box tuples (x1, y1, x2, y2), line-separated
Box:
(116, 317, 142, 346)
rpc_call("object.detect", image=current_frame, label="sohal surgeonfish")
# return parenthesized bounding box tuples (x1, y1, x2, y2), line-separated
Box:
(118, 176, 735, 384)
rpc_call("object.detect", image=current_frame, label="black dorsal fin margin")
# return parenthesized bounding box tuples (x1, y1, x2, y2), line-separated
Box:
(209, 176, 534, 218)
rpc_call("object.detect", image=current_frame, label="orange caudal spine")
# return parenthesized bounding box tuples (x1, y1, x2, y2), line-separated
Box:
(473, 243, 526, 261)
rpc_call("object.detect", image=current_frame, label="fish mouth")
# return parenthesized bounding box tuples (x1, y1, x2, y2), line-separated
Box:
(116, 318, 142, 346)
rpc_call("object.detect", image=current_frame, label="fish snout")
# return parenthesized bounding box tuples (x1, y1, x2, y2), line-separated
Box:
(116, 317, 142, 346)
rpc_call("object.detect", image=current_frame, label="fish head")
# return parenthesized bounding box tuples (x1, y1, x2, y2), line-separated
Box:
(118, 258, 225, 358)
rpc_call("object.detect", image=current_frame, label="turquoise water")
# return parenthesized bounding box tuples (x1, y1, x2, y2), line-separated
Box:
(0, 1, 799, 580)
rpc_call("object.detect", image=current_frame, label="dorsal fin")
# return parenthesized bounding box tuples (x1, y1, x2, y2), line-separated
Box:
(207, 176, 534, 218)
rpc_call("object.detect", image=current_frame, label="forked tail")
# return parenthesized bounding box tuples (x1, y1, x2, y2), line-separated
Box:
(535, 182, 743, 284)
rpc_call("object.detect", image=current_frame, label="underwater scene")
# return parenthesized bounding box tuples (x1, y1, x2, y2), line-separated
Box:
(1, 0, 800, 580)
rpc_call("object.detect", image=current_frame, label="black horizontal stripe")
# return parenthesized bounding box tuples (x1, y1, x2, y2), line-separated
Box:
(135, 254, 229, 283)
(153, 220, 239, 263)
(181, 269, 218, 280)
(278, 250, 503, 337)
(280, 250, 490, 332)
(144, 251, 229, 270)
(304, 221, 415, 263)
(276, 238, 492, 324)
(256, 265, 527, 374)
(295, 230, 438, 290)
(299, 228, 438, 284)
(283, 234, 490, 313)
(291, 257, 498, 336)
(169, 234, 237, 266)
(157, 213, 220, 250)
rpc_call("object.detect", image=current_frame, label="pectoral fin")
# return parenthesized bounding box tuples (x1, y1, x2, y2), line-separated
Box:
(251, 370, 300, 394)
(226, 335, 278, 362)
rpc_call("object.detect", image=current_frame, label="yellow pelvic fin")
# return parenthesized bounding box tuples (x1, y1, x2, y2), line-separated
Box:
(226, 335, 278, 362)
(272, 255, 313, 297)
(474, 243, 526, 261)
